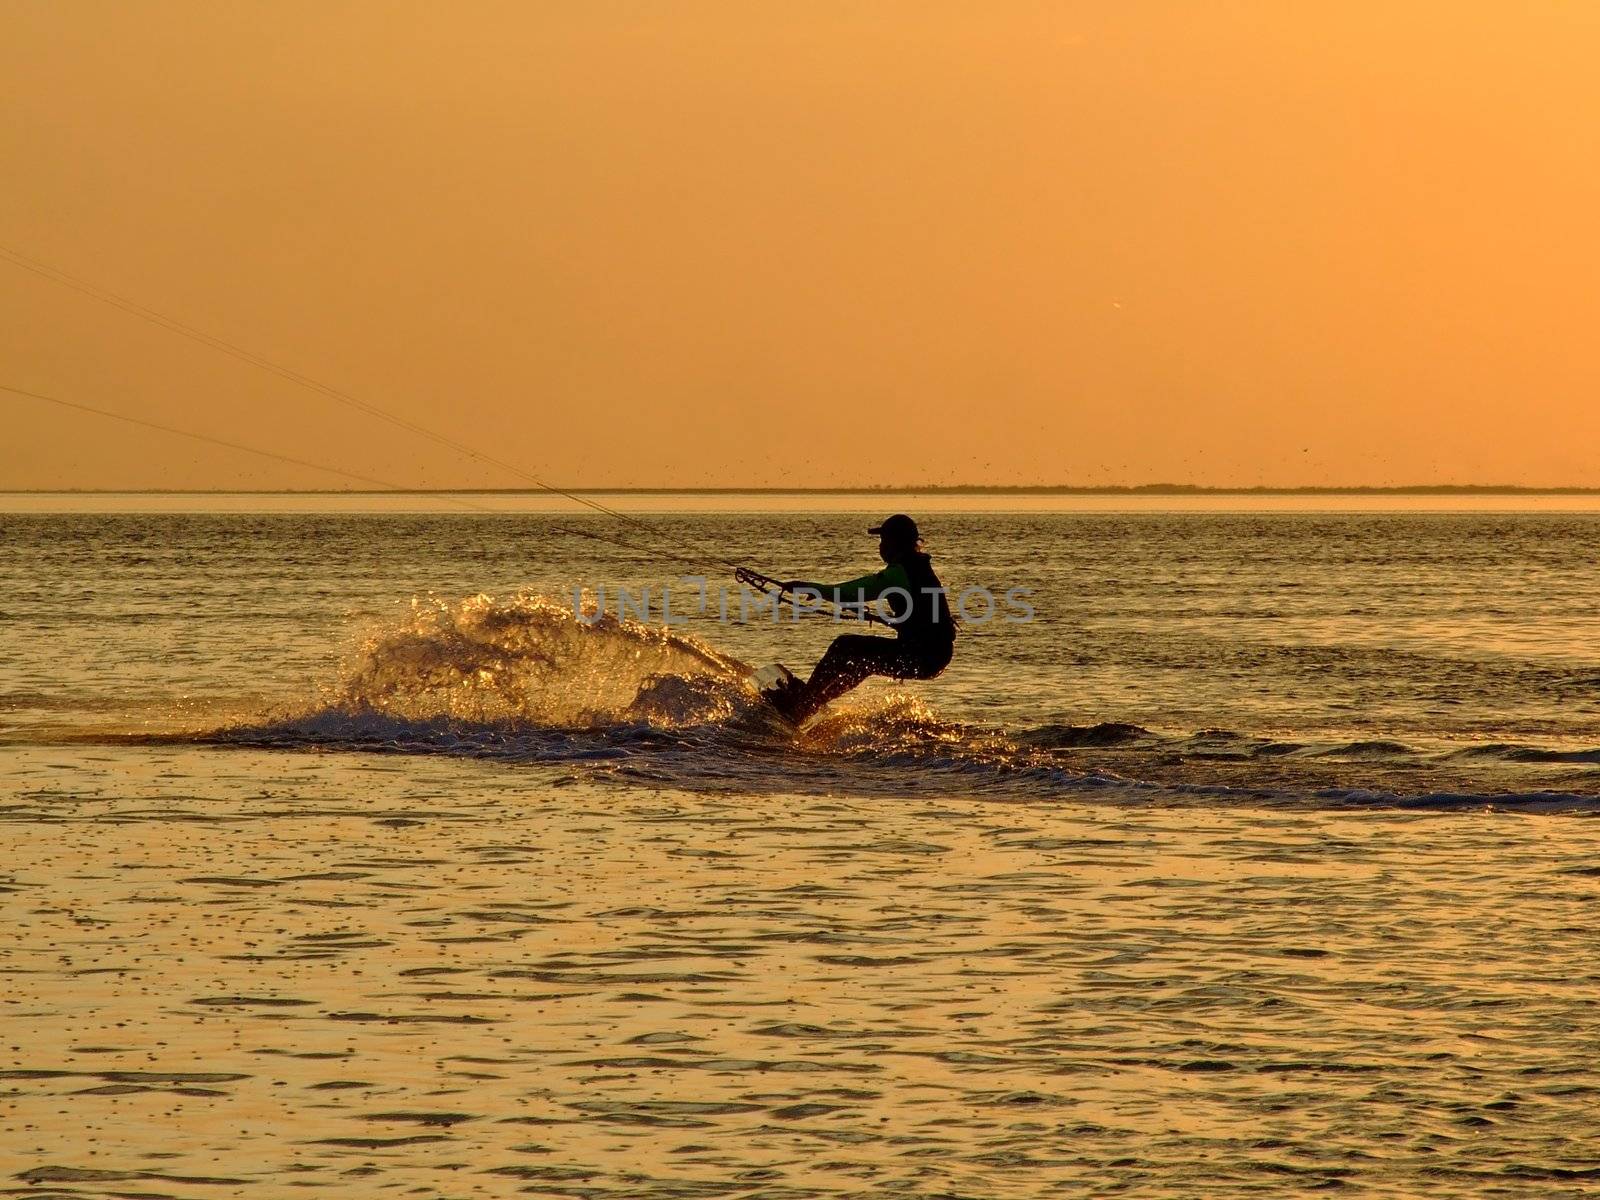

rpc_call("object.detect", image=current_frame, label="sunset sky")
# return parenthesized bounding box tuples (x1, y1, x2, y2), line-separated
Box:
(3, 3, 1599, 490)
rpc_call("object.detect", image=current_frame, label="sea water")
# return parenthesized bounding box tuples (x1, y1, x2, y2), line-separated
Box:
(2, 501, 1599, 1196)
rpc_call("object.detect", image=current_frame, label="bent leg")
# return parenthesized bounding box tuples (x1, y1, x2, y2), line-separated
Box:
(783, 635, 907, 722)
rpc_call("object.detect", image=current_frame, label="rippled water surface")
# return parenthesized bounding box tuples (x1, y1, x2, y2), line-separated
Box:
(3, 505, 1600, 1195)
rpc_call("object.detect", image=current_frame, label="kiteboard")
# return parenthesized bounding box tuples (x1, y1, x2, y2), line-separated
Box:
(751, 663, 804, 726)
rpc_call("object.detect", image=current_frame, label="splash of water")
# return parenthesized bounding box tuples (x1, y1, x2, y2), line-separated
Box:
(330, 590, 753, 728)
(167, 588, 1600, 812)
(210, 588, 992, 767)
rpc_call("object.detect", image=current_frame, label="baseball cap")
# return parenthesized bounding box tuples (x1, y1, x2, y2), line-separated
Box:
(867, 514, 919, 542)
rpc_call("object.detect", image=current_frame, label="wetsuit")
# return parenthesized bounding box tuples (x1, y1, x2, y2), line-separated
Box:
(785, 553, 955, 720)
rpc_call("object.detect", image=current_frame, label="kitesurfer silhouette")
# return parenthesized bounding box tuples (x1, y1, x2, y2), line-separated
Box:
(755, 514, 956, 723)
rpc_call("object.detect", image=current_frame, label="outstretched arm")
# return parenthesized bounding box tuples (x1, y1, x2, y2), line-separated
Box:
(787, 565, 909, 605)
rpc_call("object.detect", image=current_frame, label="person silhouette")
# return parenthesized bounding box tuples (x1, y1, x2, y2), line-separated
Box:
(757, 514, 956, 723)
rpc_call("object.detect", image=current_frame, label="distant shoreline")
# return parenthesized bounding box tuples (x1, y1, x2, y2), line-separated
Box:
(7, 485, 1600, 497)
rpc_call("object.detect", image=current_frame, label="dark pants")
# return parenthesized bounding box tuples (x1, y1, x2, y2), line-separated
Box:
(786, 634, 953, 722)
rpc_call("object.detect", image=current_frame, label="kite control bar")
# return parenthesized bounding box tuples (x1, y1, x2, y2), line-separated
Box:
(733, 566, 782, 592)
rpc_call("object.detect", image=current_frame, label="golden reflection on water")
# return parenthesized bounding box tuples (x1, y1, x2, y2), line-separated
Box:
(3, 745, 1598, 1196)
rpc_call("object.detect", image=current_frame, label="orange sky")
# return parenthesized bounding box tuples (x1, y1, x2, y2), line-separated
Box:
(3, 2, 1599, 490)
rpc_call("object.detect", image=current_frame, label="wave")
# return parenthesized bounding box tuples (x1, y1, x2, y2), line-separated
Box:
(1313, 740, 1422, 759)
(33, 589, 1600, 814)
(1445, 743, 1600, 765)
(1014, 722, 1155, 748)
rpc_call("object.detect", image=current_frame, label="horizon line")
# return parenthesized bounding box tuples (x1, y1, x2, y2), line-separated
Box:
(8, 484, 1600, 496)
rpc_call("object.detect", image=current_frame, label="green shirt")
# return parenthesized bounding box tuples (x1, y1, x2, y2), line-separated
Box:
(820, 563, 911, 606)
